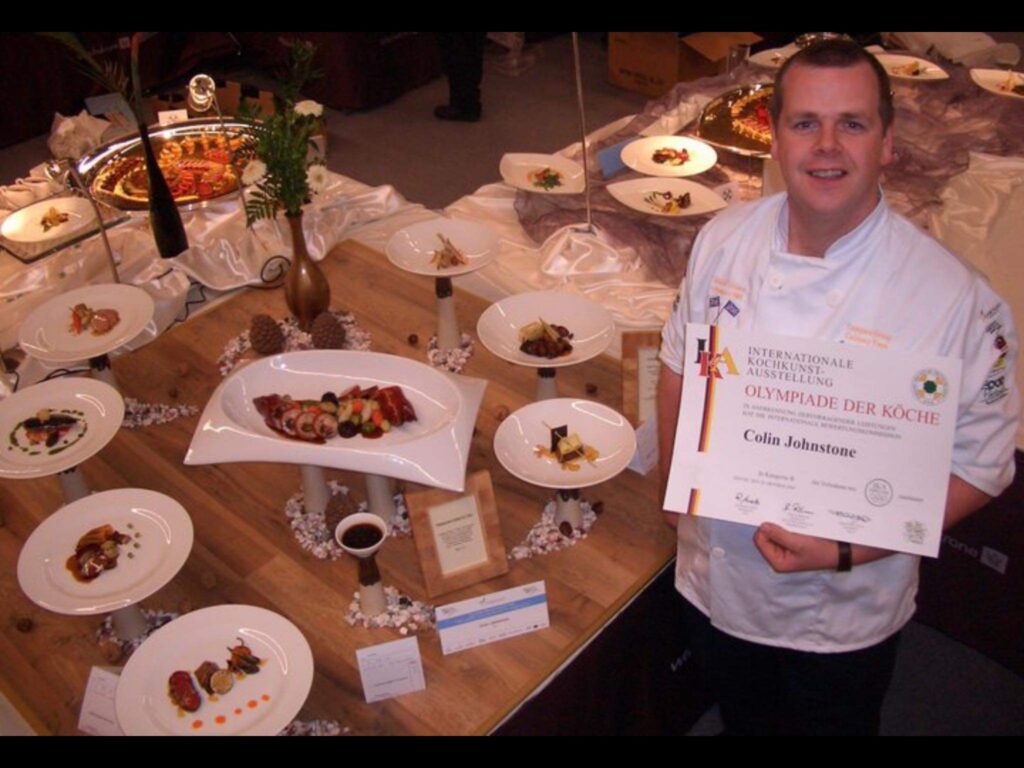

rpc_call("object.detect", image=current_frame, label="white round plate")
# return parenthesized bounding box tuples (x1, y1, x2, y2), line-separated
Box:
(385, 218, 499, 277)
(19, 284, 155, 364)
(186, 350, 487, 493)
(476, 291, 614, 369)
(0, 377, 124, 479)
(607, 178, 727, 218)
(970, 68, 1024, 100)
(115, 605, 314, 736)
(875, 53, 948, 81)
(620, 135, 718, 178)
(499, 153, 586, 194)
(1, 197, 96, 245)
(494, 398, 636, 490)
(17, 488, 193, 615)
(749, 44, 798, 69)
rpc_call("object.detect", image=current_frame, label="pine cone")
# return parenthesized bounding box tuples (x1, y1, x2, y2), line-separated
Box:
(250, 314, 284, 355)
(311, 311, 346, 349)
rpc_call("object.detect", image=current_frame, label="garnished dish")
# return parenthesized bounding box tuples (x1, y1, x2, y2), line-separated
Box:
(1000, 70, 1024, 96)
(9, 408, 87, 456)
(893, 61, 925, 77)
(643, 190, 692, 214)
(533, 424, 599, 472)
(69, 303, 120, 336)
(253, 385, 418, 442)
(519, 319, 574, 359)
(167, 638, 265, 719)
(65, 523, 136, 583)
(527, 166, 564, 190)
(90, 130, 254, 209)
(652, 147, 690, 166)
(429, 233, 468, 270)
(730, 85, 774, 146)
(40, 206, 70, 232)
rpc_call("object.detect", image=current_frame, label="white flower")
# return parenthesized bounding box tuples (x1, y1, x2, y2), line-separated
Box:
(241, 159, 267, 186)
(294, 100, 323, 118)
(306, 164, 329, 194)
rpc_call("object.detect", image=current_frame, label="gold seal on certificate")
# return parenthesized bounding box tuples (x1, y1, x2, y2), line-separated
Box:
(664, 324, 962, 557)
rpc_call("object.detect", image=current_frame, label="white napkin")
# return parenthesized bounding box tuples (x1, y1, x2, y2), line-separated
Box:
(47, 110, 112, 161)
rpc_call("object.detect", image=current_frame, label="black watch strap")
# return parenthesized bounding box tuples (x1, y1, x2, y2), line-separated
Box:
(837, 541, 853, 572)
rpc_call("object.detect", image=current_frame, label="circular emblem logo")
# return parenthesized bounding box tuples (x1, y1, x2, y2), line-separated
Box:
(865, 479, 893, 507)
(912, 369, 948, 405)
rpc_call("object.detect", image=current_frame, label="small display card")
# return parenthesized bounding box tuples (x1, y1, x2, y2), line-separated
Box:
(355, 637, 426, 704)
(437, 581, 550, 655)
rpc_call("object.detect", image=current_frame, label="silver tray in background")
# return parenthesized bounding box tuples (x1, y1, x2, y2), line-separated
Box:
(75, 118, 256, 213)
(694, 83, 774, 159)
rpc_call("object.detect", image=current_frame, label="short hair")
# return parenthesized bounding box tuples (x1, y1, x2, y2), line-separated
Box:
(769, 39, 894, 130)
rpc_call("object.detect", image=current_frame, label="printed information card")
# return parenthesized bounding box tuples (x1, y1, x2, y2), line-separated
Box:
(665, 324, 961, 557)
(355, 637, 426, 704)
(437, 581, 549, 655)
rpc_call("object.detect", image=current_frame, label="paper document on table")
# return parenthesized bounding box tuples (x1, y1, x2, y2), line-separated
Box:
(436, 581, 549, 655)
(664, 324, 960, 557)
(78, 666, 125, 736)
(355, 637, 426, 703)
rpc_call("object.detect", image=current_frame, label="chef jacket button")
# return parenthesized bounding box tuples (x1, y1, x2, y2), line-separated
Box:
(711, 547, 725, 559)
(769, 273, 783, 290)
(826, 289, 843, 307)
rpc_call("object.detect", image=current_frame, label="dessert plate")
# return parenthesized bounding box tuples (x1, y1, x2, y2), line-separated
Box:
(499, 153, 586, 194)
(19, 283, 154, 364)
(607, 178, 727, 218)
(386, 218, 499, 277)
(0, 377, 124, 479)
(1, 197, 96, 245)
(970, 68, 1024, 100)
(17, 488, 193, 615)
(494, 398, 637, 490)
(115, 604, 314, 736)
(185, 350, 487, 492)
(476, 291, 614, 369)
(621, 135, 718, 178)
(875, 53, 949, 81)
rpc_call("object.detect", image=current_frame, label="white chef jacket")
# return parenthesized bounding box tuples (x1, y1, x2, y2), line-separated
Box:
(660, 193, 1019, 652)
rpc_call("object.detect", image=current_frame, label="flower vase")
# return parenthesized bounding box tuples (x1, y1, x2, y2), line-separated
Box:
(284, 212, 330, 331)
(137, 121, 189, 259)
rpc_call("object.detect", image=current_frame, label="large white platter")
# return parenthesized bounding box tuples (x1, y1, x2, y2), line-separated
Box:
(115, 605, 314, 736)
(476, 291, 614, 369)
(607, 177, 728, 218)
(17, 488, 193, 615)
(621, 135, 718, 178)
(875, 53, 949, 81)
(19, 283, 155, 365)
(499, 152, 586, 194)
(386, 218, 499, 278)
(0, 377, 124, 479)
(185, 350, 487, 492)
(494, 398, 637, 490)
(970, 68, 1024, 101)
(1, 197, 97, 245)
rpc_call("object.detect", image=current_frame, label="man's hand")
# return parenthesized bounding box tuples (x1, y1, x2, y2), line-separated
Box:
(753, 523, 841, 573)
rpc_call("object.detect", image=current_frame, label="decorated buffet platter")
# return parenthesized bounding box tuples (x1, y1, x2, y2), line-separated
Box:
(76, 118, 256, 211)
(695, 82, 775, 158)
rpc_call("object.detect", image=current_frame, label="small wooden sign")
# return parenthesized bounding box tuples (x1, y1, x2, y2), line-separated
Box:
(406, 470, 509, 598)
(621, 331, 663, 427)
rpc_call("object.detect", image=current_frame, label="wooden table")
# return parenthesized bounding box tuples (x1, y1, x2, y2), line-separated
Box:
(0, 241, 675, 735)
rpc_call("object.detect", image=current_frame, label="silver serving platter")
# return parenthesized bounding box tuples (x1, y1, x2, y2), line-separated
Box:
(75, 117, 255, 213)
(694, 82, 774, 159)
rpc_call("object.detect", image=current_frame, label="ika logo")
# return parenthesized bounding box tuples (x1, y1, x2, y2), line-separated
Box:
(694, 337, 739, 378)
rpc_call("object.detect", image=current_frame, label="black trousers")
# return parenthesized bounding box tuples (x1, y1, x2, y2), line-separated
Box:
(434, 32, 485, 111)
(680, 596, 901, 736)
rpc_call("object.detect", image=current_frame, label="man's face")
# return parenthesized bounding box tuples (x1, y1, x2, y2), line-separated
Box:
(770, 61, 893, 235)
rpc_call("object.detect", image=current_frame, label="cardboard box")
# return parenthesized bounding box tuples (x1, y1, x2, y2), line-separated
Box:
(609, 32, 763, 98)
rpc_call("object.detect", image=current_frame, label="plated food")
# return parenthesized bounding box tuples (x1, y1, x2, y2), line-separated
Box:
(620, 136, 718, 178)
(875, 54, 948, 81)
(0, 197, 97, 246)
(970, 68, 1024, 100)
(40, 206, 69, 232)
(499, 153, 585, 194)
(9, 407, 87, 456)
(116, 605, 312, 736)
(19, 284, 154, 365)
(386, 219, 499, 278)
(534, 424, 599, 472)
(17, 488, 193, 616)
(694, 83, 774, 158)
(730, 85, 773, 146)
(607, 178, 727, 219)
(253, 384, 418, 442)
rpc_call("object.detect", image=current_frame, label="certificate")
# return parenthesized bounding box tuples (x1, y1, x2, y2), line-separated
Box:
(664, 324, 961, 557)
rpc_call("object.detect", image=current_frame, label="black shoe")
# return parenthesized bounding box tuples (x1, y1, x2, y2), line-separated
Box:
(434, 104, 481, 122)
